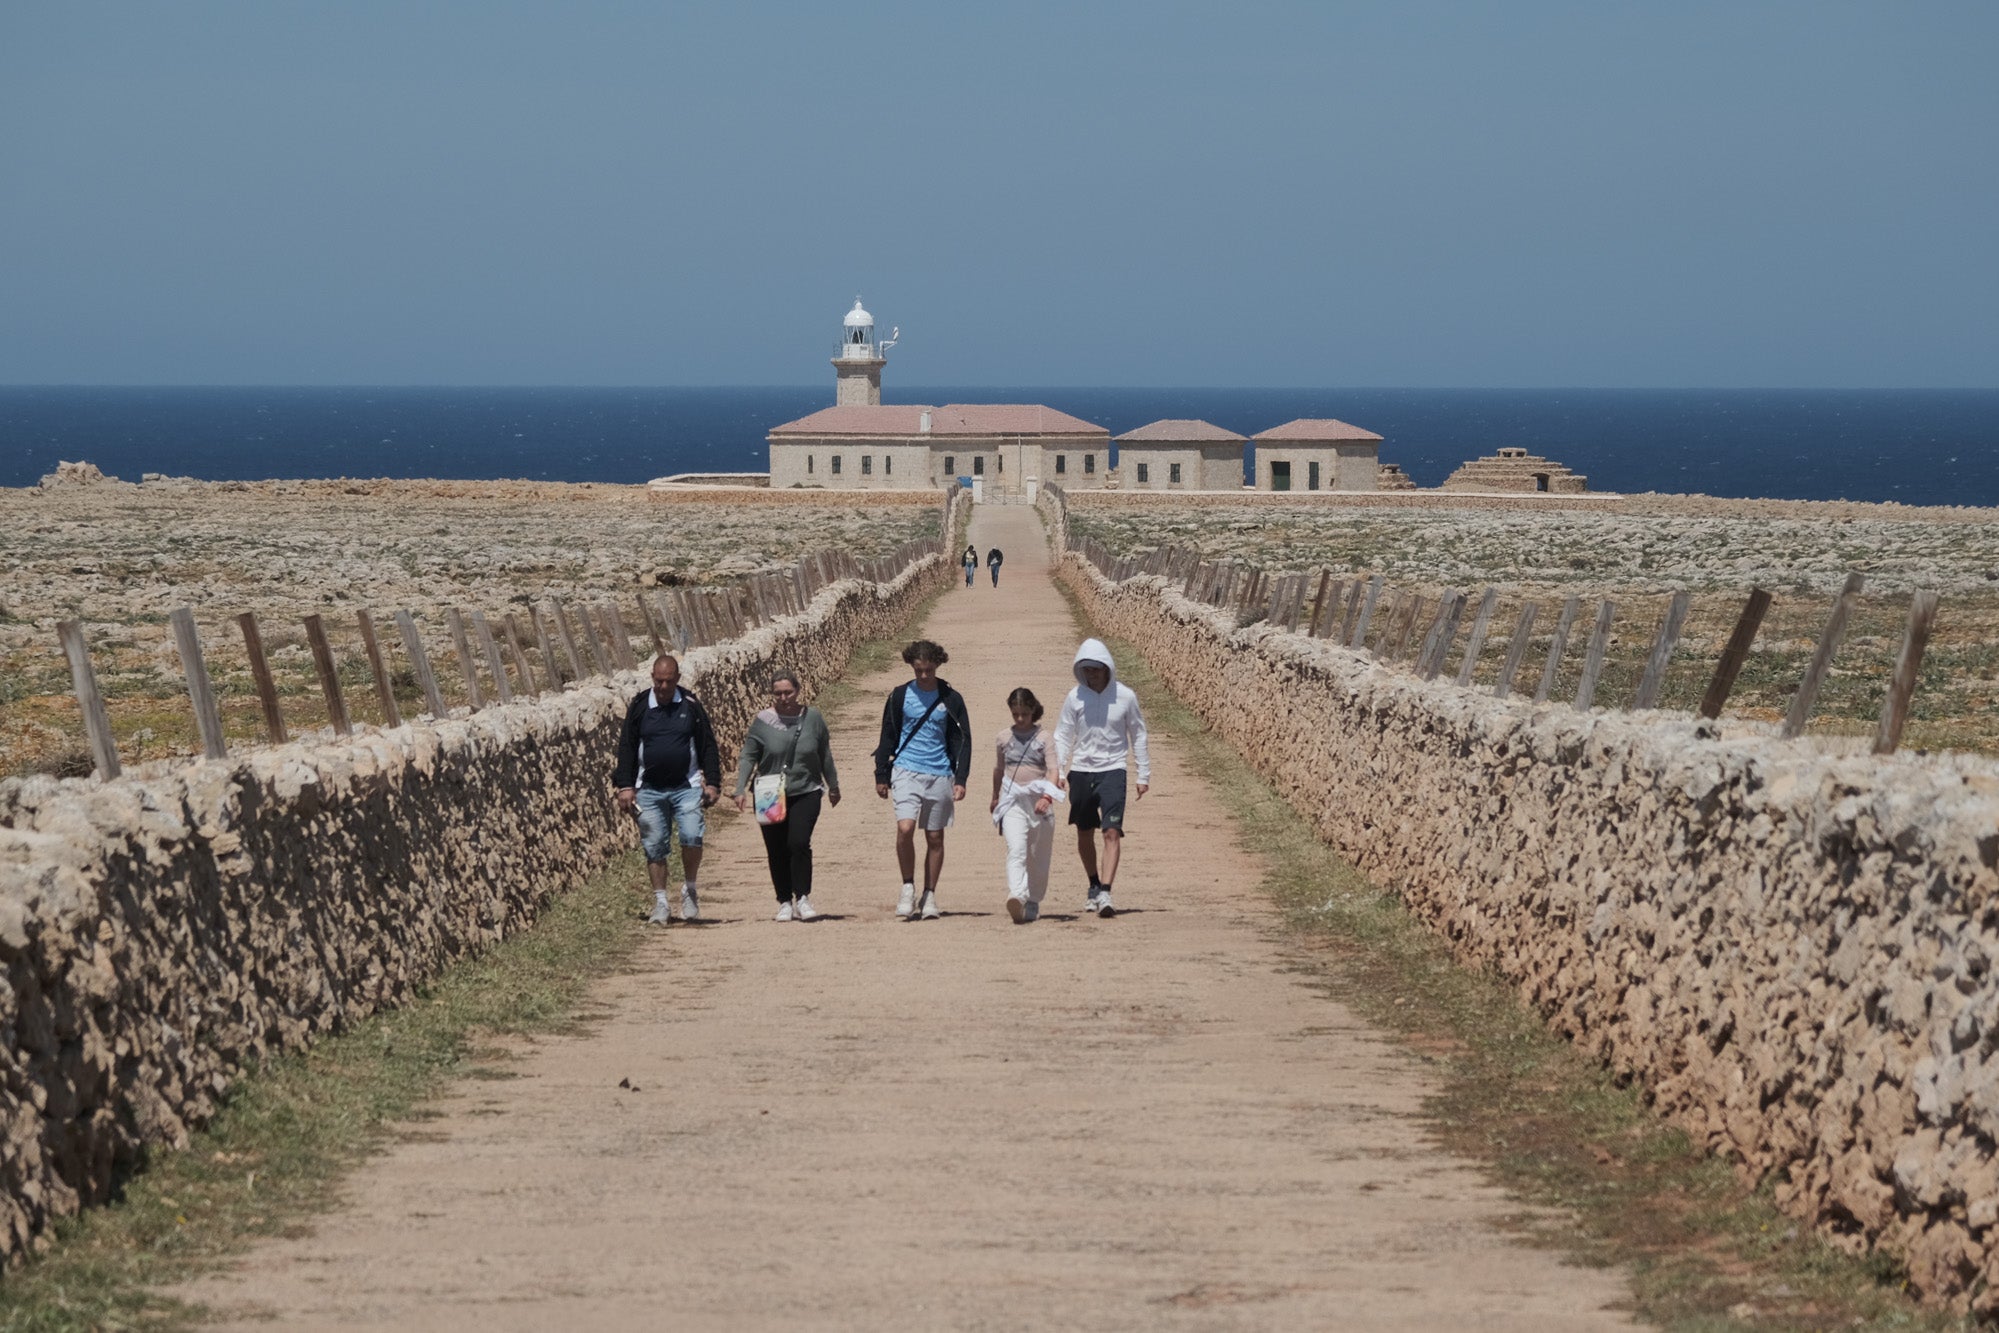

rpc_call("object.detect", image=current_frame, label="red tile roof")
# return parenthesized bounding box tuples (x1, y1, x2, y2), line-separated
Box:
(1114, 418, 1246, 443)
(769, 403, 1107, 437)
(1251, 418, 1384, 443)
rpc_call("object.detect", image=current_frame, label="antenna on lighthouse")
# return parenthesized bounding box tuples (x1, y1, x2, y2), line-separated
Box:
(880, 325, 900, 353)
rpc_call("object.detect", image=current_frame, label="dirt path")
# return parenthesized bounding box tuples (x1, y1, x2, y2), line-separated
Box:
(180, 505, 1635, 1330)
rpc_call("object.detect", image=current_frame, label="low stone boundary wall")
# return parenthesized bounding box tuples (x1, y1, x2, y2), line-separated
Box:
(1059, 555, 1999, 1312)
(0, 556, 948, 1263)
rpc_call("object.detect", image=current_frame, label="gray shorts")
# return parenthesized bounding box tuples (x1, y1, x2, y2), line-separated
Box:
(891, 767, 956, 830)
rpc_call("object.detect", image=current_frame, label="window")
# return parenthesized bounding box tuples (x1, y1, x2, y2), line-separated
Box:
(862, 455, 874, 476)
(943, 456, 955, 475)
(1136, 462, 1150, 483)
(1169, 462, 1182, 484)
(807, 455, 814, 474)
(1308, 460, 1320, 491)
(885, 455, 892, 475)
(832, 455, 843, 476)
(1084, 454, 1097, 475)
(997, 452, 1003, 473)
(973, 457, 985, 476)
(1055, 455, 1067, 475)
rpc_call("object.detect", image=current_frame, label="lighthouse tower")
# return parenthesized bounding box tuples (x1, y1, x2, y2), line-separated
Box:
(833, 298, 887, 406)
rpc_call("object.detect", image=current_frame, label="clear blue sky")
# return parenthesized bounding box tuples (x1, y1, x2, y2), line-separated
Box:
(2, 2, 1993, 388)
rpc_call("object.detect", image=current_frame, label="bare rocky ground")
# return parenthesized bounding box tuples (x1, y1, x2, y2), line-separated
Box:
(173, 506, 1636, 1331)
(0, 473, 941, 777)
(1070, 493, 1999, 755)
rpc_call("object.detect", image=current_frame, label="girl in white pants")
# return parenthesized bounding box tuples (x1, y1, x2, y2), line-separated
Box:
(991, 687, 1060, 924)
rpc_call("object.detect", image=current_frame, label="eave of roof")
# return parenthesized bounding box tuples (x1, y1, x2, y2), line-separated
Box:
(1251, 418, 1384, 443)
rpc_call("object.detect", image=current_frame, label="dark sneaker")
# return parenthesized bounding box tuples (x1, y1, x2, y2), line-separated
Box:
(1006, 896, 1026, 924)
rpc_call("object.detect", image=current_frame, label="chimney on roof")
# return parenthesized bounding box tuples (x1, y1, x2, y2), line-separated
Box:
(920, 410, 932, 434)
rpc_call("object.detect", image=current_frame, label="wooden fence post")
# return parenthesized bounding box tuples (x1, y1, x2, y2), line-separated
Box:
(636, 593, 665, 655)
(1454, 587, 1500, 687)
(1390, 595, 1424, 662)
(1873, 590, 1939, 755)
(169, 607, 228, 759)
(1534, 596, 1582, 705)
(1782, 573, 1865, 739)
(556, 601, 601, 677)
(356, 610, 402, 726)
(1421, 591, 1468, 680)
(1698, 588, 1772, 720)
(235, 612, 288, 743)
(503, 613, 540, 696)
(303, 613, 352, 736)
(1493, 601, 1539, 699)
(445, 609, 487, 710)
(56, 619, 121, 778)
(394, 611, 450, 720)
(473, 611, 514, 704)
(1633, 590, 1692, 711)
(603, 602, 638, 670)
(1348, 576, 1382, 648)
(1573, 599, 1618, 710)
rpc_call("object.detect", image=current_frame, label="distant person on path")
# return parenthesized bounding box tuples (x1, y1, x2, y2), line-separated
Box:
(613, 654, 721, 925)
(1054, 638, 1150, 917)
(733, 670, 840, 922)
(873, 638, 972, 920)
(962, 543, 979, 588)
(987, 546, 1004, 587)
(990, 687, 1060, 923)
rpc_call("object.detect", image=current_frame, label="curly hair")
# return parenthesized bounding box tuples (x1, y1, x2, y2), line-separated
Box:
(902, 639, 949, 666)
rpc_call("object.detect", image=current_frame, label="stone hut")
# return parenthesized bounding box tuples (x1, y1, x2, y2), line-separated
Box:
(1440, 447, 1587, 494)
(1376, 463, 1417, 491)
(1114, 419, 1246, 491)
(1249, 419, 1383, 492)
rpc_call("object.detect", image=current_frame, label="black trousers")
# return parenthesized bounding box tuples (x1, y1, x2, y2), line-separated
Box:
(759, 787, 823, 902)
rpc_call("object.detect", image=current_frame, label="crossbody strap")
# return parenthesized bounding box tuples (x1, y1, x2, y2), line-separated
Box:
(891, 693, 946, 765)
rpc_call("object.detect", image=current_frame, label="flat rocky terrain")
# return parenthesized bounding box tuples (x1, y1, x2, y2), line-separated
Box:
(1069, 492, 1999, 756)
(0, 472, 942, 777)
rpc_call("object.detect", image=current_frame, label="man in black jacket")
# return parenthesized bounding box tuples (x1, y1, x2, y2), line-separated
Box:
(986, 546, 1004, 587)
(872, 638, 972, 919)
(613, 655, 722, 925)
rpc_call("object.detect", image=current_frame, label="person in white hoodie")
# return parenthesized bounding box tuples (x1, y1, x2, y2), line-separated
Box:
(1053, 638, 1150, 916)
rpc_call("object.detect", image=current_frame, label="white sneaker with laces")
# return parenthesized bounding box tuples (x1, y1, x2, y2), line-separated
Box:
(647, 897, 673, 926)
(1096, 890, 1115, 918)
(896, 885, 916, 918)
(774, 900, 794, 922)
(794, 896, 819, 921)
(680, 889, 699, 922)
(919, 891, 941, 920)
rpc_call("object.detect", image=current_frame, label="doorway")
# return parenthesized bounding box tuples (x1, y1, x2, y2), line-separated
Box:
(1270, 461, 1292, 492)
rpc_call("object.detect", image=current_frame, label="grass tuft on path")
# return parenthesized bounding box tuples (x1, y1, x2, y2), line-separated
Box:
(1059, 580, 1973, 1333)
(0, 851, 653, 1333)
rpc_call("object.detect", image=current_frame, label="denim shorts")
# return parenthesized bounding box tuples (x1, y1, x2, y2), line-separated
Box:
(636, 784, 705, 862)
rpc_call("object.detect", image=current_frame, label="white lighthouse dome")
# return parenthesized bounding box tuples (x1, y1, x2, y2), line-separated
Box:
(844, 299, 873, 328)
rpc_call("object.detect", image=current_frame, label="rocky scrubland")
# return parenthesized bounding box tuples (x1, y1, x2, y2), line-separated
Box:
(0, 471, 943, 778)
(1068, 493, 1999, 756)
(1059, 547, 1999, 1314)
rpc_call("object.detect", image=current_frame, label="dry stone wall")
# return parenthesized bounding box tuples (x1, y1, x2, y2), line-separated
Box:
(0, 555, 950, 1264)
(1060, 555, 1999, 1313)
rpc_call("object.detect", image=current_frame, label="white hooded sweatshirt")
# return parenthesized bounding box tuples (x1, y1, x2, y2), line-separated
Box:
(1054, 638, 1151, 781)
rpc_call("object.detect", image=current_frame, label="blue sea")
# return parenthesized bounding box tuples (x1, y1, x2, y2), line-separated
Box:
(3, 386, 1996, 506)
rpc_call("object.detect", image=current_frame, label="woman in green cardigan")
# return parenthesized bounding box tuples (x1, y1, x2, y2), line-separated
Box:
(734, 670, 841, 921)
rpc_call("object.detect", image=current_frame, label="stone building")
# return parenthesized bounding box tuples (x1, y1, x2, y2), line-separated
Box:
(1249, 419, 1383, 492)
(767, 301, 1111, 493)
(1440, 447, 1588, 494)
(1113, 419, 1247, 491)
(1377, 463, 1417, 491)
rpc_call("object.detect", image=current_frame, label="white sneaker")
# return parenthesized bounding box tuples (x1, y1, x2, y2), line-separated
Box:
(774, 900, 794, 922)
(680, 889, 699, 922)
(794, 896, 819, 921)
(647, 897, 673, 926)
(1096, 890, 1115, 918)
(919, 891, 940, 920)
(896, 885, 916, 918)
(1006, 896, 1026, 924)
(1083, 888, 1102, 915)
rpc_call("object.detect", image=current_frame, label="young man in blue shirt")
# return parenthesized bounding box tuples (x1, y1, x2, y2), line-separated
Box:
(872, 638, 973, 919)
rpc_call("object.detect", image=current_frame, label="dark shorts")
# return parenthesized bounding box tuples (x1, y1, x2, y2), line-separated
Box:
(1067, 768, 1127, 832)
